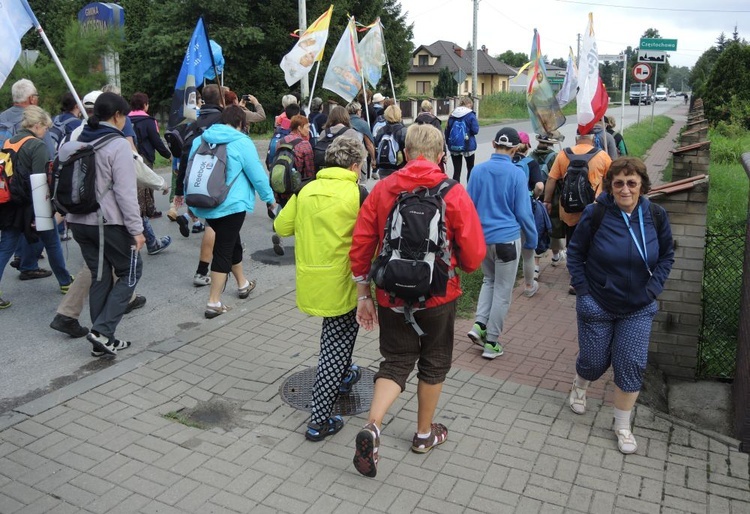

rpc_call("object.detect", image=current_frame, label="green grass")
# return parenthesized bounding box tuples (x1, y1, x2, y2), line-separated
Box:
(457, 268, 484, 319)
(478, 92, 576, 125)
(621, 115, 673, 159)
(163, 411, 204, 429)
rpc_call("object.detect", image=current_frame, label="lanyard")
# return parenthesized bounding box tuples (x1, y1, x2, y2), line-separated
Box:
(621, 206, 652, 277)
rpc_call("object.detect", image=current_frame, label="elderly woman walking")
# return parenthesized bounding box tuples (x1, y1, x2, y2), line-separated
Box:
(567, 157, 674, 454)
(274, 136, 367, 441)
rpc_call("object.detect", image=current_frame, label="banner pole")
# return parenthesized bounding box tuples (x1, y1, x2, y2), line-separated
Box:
(202, 16, 224, 107)
(307, 61, 321, 113)
(360, 70, 370, 126)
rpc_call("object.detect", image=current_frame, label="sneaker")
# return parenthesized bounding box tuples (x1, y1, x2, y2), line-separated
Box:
(467, 323, 487, 347)
(0, 294, 10, 309)
(305, 415, 344, 442)
(19, 268, 53, 280)
(271, 234, 284, 256)
(60, 231, 72, 242)
(568, 285, 576, 296)
(339, 365, 362, 394)
(568, 383, 587, 415)
(534, 266, 540, 280)
(551, 250, 566, 267)
(176, 214, 190, 238)
(50, 314, 88, 338)
(411, 423, 448, 454)
(353, 423, 380, 478)
(167, 208, 178, 221)
(523, 280, 540, 298)
(87, 331, 116, 357)
(205, 302, 231, 319)
(193, 273, 211, 287)
(482, 342, 504, 359)
(91, 338, 131, 357)
(238, 279, 256, 299)
(147, 236, 172, 255)
(192, 222, 205, 234)
(9, 256, 20, 269)
(60, 275, 75, 294)
(124, 295, 147, 314)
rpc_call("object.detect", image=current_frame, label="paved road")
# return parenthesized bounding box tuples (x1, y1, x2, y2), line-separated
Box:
(0, 98, 681, 412)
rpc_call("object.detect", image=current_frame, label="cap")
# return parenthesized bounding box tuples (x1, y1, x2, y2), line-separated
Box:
(493, 127, 520, 148)
(372, 93, 385, 103)
(83, 90, 103, 108)
(518, 131, 530, 145)
(536, 130, 564, 144)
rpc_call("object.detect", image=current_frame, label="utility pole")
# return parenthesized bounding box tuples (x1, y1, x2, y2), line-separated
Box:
(299, 0, 309, 100)
(472, 0, 478, 101)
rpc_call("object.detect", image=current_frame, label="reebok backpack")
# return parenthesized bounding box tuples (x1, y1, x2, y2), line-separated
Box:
(184, 138, 237, 208)
(560, 147, 599, 213)
(49, 116, 78, 151)
(313, 126, 347, 172)
(0, 136, 34, 205)
(51, 134, 121, 215)
(265, 127, 291, 170)
(376, 130, 403, 171)
(369, 179, 458, 335)
(447, 119, 468, 153)
(269, 138, 303, 195)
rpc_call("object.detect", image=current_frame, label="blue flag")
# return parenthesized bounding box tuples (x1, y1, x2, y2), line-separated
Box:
(0, 0, 40, 89)
(168, 18, 214, 128)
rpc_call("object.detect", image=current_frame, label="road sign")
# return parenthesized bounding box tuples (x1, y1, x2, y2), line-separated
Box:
(632, 63, 652, 82)
(599, 53, 625, 62)
(547, 77, 564, 85)
(638, 50, 667, 64)
(640, 38, 677, 51)
(453, 69, 467, 84)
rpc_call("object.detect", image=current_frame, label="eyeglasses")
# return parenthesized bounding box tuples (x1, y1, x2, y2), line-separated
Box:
(612, 179, 640, 190)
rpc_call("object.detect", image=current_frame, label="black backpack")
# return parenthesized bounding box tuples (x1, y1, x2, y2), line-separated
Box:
(369, 179, 457, 336)
(375, 125, 404, 171)
(51, 134, 122, 215)
(560, 148, 599, 213)
(313, 126, 348, 171)
(269, 138, 303, 194)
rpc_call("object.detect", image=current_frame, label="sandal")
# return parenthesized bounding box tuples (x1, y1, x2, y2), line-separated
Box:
(353, 422, 380, 477)
(339, 365, 362, 394)
(615, 428, 638, 454)
(305, 415, 344, 442)
(238, 280, 256, 299)
(91, 339, 131, 357)
(205, 303, 231, 319)
(568, 384, 587, 415)
(411, 423, 448, 454)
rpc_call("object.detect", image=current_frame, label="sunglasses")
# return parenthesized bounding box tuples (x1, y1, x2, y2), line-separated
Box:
(612, 180, 640, 190)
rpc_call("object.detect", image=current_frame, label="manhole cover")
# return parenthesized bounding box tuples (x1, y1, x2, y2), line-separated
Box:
(279, 366, 374, 416)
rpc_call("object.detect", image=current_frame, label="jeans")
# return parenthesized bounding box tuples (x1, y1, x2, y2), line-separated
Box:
(16, 222, 72, 285)
(143, 217, 157, 251)
(474, 239, 521, 343)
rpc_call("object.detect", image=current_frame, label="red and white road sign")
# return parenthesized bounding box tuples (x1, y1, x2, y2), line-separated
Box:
(632, 63, 652, 82)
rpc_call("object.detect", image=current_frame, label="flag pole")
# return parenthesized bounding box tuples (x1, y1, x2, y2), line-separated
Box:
(201, 16, 224, 107)
(307, 61, 321, 113)
(360, 69, 370, 127)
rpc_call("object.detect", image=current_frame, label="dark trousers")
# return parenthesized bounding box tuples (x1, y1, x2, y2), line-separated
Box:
(451, 153, 476, 184)
(564, 222, 578, 247)
(70, 223, 142, 341)
(206, 212, 245, 274)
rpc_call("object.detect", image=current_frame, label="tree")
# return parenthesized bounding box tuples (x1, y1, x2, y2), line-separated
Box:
(496, 50, 528, 68)
(716, 32, 729, 53)
(433, 67, 457, 98)
(549, 57, 566, 69)
(691, 46, 721, 96)
(703, 41, 750, 128)
(667, 66, 691, 92)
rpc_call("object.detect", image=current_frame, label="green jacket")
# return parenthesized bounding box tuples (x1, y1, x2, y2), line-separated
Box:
(274, 166, 361, 317)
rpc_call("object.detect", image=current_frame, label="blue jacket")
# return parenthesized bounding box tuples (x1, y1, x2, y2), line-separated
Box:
(188, 124, 275, 219)
(445, 107, 479, 154)
(567, 192, 674, 314)
(466, 153, 537, 249)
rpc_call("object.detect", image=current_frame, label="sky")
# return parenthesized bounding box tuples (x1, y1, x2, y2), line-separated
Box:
(398, 0, 750, 68)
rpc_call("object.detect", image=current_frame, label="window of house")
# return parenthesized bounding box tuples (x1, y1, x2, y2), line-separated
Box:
(416, 81, 431, 95)
(463, 81, 468, 93)
(418, 55, 428, 66)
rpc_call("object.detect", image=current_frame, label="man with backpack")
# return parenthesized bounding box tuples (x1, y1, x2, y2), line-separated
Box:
(349, 124, 485, 478)
(543, 130, 612, 294)
(49, 92, 82, 151)
(445, 96, 479, 184)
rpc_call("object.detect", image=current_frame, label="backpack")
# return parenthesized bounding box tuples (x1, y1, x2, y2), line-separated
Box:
(376, 128, 403, 170)
(49, 116, 78, 151)
(269, 138, 303, 194)
(369, 179, 458, 336)
(0, 136, 34, 204)
(164, 124, 192, 158)
(371, 115, 386, 137)
(0, 119, 18, 147)
(51, 134, 122, 215)
(560, 148, 599, 213)
(447, 118, 468, 153)
(531, 197, 552, 254)
(313, 126, 347, 171)
(307, 112, 322, 147)
(265, 126, 291, 170)
(536, 151, 556, 183)
(183, 137, 238, 208)
(515, 156, 534, 181)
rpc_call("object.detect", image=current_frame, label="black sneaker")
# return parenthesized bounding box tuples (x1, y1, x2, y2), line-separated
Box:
(176, 214, 190, 238)
(50, 314, 88, 338)
(124, 295, 147, 314)
(19, 268, 53, 280)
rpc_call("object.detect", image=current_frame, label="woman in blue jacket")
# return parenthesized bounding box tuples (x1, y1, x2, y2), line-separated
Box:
(187, 105, 276, 318)
(445, 96, 479, 184)
(567, 157, 674, 455)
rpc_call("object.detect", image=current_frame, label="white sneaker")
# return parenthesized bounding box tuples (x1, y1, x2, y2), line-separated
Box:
(193, 273, 211, 287)
(523, 280, 540, 298)
(551, 250, 566, 267)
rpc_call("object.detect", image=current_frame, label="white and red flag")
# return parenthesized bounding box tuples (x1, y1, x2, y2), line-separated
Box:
(576, 13, 609, 134)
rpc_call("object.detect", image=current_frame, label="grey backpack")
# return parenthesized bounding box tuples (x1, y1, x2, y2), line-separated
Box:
(184, 138, 237, 208)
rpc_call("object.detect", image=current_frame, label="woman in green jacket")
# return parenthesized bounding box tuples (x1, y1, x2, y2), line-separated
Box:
(274, 135, 367, 442)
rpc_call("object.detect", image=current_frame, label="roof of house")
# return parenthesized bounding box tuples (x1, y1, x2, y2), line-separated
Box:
(410, 40, 517, 77)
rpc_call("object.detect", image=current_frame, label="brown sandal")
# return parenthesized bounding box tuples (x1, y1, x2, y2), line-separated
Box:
(411, 423, 448, 454)
(238, 280, 256, 299)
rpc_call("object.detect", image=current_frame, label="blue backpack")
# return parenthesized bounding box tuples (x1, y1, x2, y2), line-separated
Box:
(265, 126, 291, 170)
(514, 156, 536, 195)
(531, 197, 552, 254)
(448, 119, 468, 152)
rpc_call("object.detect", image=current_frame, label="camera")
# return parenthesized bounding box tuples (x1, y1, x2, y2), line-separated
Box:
(242, 94, 252, 102)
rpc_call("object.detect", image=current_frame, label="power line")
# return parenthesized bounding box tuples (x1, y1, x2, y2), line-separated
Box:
(553, 0, 750, 12)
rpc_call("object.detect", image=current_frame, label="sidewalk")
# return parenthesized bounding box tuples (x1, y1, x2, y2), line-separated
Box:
(1, 112, 749, 513)
(642, 103, 689, 186)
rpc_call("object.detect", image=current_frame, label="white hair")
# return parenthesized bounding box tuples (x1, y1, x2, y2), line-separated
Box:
(12, 79, 37, 103)
(281, 94, 298, 108)
(101, 83, 121, 94)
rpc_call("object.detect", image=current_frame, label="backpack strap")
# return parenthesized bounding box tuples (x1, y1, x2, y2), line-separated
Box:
(3, 135, 35, 152)
(90, 133, 124, 281)
(589, 202, 606, 238)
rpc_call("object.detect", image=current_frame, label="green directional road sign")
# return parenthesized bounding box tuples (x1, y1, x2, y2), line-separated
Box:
(640, 38, 677, 51)
(548, 77, 564, 84)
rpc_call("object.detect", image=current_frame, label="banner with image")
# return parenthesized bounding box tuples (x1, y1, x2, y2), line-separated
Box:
(280, 5, 333, 87)
(322, 17, 362, 103)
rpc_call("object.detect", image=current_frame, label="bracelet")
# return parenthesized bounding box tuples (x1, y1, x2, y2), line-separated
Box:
(357, 295, 372, 301)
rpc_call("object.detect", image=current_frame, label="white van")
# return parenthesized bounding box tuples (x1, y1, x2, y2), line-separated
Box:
(655, 87, 668, 101)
